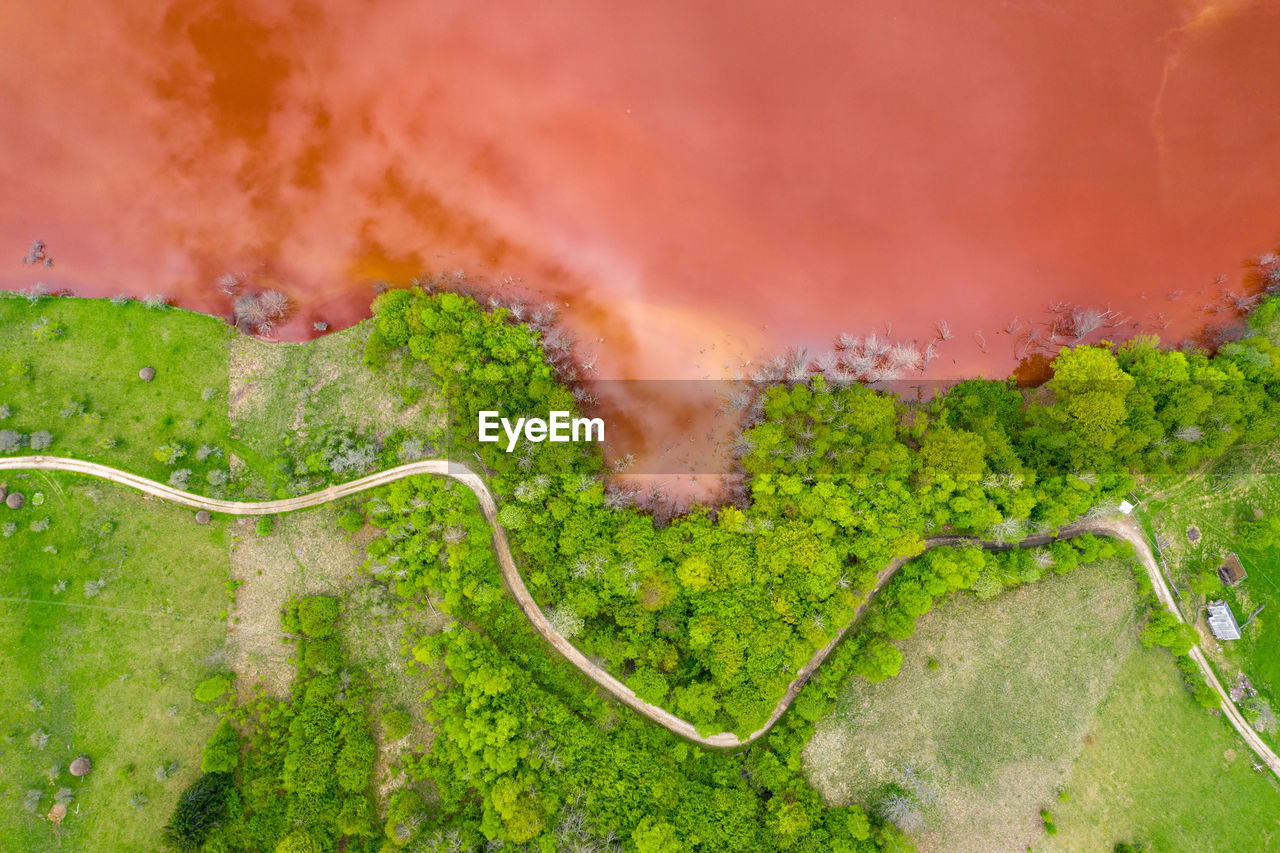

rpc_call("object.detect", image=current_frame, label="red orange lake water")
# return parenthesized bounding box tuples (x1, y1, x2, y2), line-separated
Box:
(3, 0, 1279, 386)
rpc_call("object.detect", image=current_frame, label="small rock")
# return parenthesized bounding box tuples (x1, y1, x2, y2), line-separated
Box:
(5, 492, 24, 510)
(139, 366, 156, 382)
(195, 510, 211, 525)
(69, 755, 92, 777)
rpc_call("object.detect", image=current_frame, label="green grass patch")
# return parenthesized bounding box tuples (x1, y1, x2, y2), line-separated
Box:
(803, 557, 1280, 851)
(0, 295, 232, 491)
(0, 472, 229, 851)
(1044, 646, 1280, 852)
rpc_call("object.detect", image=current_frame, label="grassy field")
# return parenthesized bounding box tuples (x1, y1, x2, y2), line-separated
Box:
(0, 472, 229, 851)
(1137, 441, 1280, 750)
(803, 556, 1280, 852)
(1045, 646, 1280, 852)
(0, 295, 232, 491)
(228, 322, 444, 499)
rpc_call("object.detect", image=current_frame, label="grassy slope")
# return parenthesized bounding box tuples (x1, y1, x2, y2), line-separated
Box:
(803, 557, 1280, 852)
(0, 295, 231, 491)
(0, 472, 228, 851)
(1045, 646, 1280, 853)
(1138, 441, 1280, 747)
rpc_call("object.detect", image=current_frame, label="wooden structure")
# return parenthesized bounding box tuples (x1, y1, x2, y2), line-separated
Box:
(1218, 553, 1247, 587)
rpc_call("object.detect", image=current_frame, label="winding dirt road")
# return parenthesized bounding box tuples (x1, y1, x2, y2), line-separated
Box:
(3, 455, 1276, 776)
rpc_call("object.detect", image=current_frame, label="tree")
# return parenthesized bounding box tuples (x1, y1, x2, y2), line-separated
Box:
(200, 720, 240, 773)
(634, 817, 683, 853)
(1140, 612, 1197, 656)
(162, 772, 232, 851)
(1046, 346, 1134, 462)
(293, 596, 340, 638)
(273, 829, 321, 853)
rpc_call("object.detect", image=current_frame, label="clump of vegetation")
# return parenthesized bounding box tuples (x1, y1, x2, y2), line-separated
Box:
(255, 516, 274, 536)
(166, 596, 379, 850)
(286, 595, 341, 639)
(381, 706, 412, 742)
(193, 675, 232, 703)
(162, 771, 233, 850)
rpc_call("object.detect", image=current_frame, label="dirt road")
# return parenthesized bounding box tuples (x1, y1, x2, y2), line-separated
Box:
(3, 455, 1276, 774)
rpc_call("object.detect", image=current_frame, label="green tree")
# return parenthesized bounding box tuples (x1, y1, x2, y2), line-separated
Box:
(200, 719, 240, 774)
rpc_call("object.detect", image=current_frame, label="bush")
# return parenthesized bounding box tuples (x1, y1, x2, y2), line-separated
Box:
(334, 729, 376, 792)
(256, 516, 274, 536)
(384, 788, 424, 846)
(337, 510, 365, 534)
(273, 829, 321, 853)
(303, 637, 343, 674)
(382, 706, 413, 741)
(201, 720, 241, 773)
(293, 596, 341, 639)
(193, 675, 232, 703)
(162, 772, 233, 851)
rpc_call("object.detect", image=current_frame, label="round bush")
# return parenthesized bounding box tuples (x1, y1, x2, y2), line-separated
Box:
(304, 637, 343, 674)
(382, 706, 412, 741)
(295, 596, 340, 639)
(193, 675, 232, 703)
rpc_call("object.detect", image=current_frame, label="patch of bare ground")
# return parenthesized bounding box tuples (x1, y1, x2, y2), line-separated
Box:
(803, 558, 1140, 853)
(227, 505, 371, 696)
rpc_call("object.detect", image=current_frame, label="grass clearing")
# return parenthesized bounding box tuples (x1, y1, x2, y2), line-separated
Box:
(1044, 646, 1280, 852)
(804, 556, 1280, 852)
(0, 472, 229, 851)
(805, 558, 1140, 852)
(228, 322, 444, 498)
(0, 295, 232, 491)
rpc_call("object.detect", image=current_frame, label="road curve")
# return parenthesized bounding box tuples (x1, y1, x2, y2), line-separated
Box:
(3, 455, 1277, 775)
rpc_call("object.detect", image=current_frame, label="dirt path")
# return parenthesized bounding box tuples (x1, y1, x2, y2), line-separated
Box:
(3, 455, 1277, 774)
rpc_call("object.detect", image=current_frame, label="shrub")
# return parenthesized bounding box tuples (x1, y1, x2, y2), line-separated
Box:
(273, 829, 321, 853)
(382, 706, 412, 741)
(334, 728, 376, 792)
(154, 444, 187, 465)
(0, 429, 25, 452)
(162, 772, 233, 851)
(29, 430, 52, 450)
(303, 637, 342, 674)
(294, 596, 340, 639)
(256, 516, 274, 536)
(200, 720, 240, 773)
(168, 469, 192, 489)
(383, 789, 424, 846)
(193, 675, 232, 703)
(337, 510, 365, 534)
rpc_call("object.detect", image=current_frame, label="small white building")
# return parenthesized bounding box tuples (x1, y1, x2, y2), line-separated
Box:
(1207, 601, 1241, 641)
(1118, 500, 1135, 515)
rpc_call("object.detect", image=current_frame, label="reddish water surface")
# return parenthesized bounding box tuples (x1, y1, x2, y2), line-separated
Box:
(3, 0, 1280, 381)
